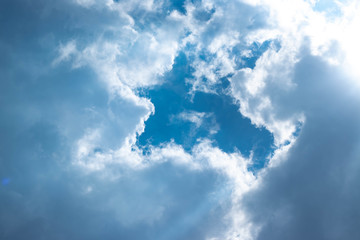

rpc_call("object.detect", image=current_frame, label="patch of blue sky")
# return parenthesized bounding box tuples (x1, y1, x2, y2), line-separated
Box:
(312, 0, 343, 17)
(233, 40, 281, 69)
(138, 52, 274, 170)
(113, 0, 189, 15)
(193, 7, 216, 22)
(121, 0, 215, 33)
(162, 0, 187, 14)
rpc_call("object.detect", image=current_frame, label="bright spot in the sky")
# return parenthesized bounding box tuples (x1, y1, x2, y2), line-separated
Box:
(339, 2, 360, 82)
(2, 178, 10, 186)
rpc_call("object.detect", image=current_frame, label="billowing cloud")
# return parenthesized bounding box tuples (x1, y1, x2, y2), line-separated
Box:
(241, 53, 360, 240)
(1, 0, 360, 239)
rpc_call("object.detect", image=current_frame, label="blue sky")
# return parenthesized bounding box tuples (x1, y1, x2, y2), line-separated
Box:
(1, 0, 360, 239)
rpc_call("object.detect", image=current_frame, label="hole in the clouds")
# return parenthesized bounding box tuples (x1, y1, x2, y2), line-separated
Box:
(165, 0, 187, 14)
(293, 120, 304, 138)
(137, 52, 275, 171)
(313, 0, 342, 17)
(93, 147, 103, 154)
(283, 140, 291, 146)
(193, 8, 215, 22)
(233, 40, 278, 69)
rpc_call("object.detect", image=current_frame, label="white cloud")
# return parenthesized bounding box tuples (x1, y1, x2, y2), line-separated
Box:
(176, 111, 208, 128)
(52, 40, 78, 66)
(223, 1, 360, 239)
(161, 0, 360, 239)
(52, 0, 188, 175)
(52, 0, 360, 239)
(74, 0, 97, 8)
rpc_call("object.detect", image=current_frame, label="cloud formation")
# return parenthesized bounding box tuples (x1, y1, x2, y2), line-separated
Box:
(1, 0, 360, 239)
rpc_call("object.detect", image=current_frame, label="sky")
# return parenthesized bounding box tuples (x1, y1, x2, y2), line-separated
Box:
(1, 0, 360, 239)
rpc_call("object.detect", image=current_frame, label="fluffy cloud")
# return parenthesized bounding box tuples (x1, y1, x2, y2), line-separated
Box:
(240, 53, 360, 240)
(154, 0, 360, 238)
(2, 0, 360, 239)
(220, 1, 360, 239)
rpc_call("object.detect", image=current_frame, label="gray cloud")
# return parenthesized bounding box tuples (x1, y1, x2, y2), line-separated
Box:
(242, 53, 360, 240)
(2, 0, 360, 239)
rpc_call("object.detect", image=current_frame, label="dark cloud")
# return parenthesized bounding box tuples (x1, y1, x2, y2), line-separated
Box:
(243, 54, 360, 240)
(0, 110, 226, 239)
